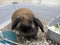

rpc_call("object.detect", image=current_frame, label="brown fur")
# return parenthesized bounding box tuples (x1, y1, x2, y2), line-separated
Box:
(12, 8, 35, 26)
(12, 8, 44, 40)
(12, 8, 34, 20)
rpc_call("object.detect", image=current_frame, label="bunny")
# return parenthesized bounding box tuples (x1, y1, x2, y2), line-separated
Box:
(11, 8, 44, 40)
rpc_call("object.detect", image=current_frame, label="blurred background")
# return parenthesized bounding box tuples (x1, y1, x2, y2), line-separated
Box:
(0, 0, 60, 25)
(0, 0, 60, 45)
(0, 0, 60, 6)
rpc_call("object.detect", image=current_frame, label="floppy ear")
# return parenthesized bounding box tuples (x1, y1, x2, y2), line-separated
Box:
(34, 18, 44, 32)
(12, 18, 20, 30)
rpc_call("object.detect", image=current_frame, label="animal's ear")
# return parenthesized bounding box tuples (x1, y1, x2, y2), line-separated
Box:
(12, 18, 20, 30)
(34, 18, 44, 32)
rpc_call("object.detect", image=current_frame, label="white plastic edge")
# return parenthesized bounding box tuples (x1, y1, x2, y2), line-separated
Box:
(0, 19, 11, 30)
(47, 15, 60, 34)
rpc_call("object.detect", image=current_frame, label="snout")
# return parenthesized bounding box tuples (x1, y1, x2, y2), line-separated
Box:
(21, 22, 31, 28)
(20, 25, 31, 29)
(20, 25, 32, 33)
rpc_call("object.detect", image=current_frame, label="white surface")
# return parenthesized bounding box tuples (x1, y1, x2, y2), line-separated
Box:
(0, 19, 11, 29)
(48, 26, 60, 34)
(41, 0, 60, 5)
(0, 0, 60, 5)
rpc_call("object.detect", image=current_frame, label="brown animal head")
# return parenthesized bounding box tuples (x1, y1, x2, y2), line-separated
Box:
(12, 8, 44, 32)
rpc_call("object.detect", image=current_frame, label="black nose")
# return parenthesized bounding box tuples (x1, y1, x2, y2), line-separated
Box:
(21, 25, 30, 28)
(20, 25, 31, 30)
(20, 25, 31, 33)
